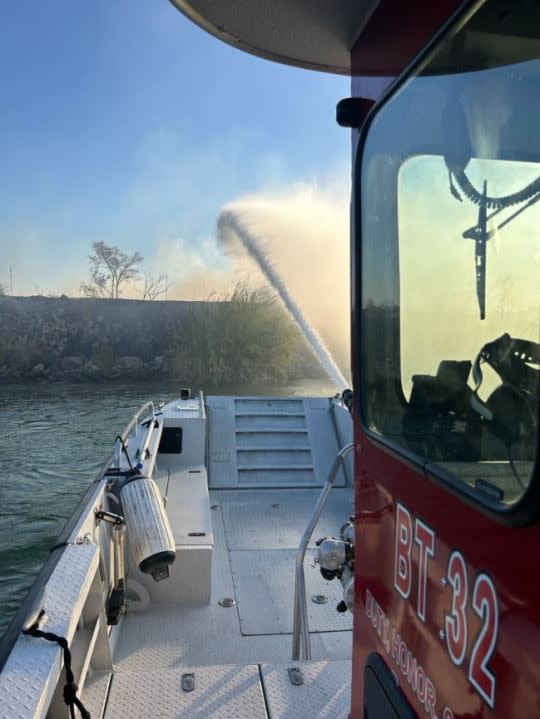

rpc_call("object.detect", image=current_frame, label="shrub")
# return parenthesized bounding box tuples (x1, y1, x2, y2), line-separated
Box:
(167, 283, 303, 385)
(0, 336, 12, 365)
(90, 342, 116, 377)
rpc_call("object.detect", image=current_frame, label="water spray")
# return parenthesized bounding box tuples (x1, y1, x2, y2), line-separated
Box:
(218, 209, 348, 391)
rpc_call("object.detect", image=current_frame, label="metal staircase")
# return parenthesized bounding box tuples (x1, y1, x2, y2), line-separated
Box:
(234, 398, 314, 486)
(206, 396, 350, 489)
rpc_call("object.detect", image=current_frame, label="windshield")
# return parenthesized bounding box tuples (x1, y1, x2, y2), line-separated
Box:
(359, 11, 540, 508)
(400, 155, 539, 400)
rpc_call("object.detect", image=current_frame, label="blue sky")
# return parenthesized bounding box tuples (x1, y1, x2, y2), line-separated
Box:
(0, 0, 349, 295)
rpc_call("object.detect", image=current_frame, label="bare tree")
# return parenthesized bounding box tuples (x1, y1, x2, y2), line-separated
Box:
(136, 271, 173, 301)
(81, 241, 143, 299)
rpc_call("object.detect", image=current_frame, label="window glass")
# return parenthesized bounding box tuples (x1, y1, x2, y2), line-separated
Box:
(359, 1, 540, 507)
(399, 155, 539, 501)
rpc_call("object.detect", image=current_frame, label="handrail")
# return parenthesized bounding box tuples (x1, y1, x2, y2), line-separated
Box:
(122, 401, 155, 441)
(292, 442, 354, 661)
(137, 409, 158, 469)
(113, 401, 156, 470)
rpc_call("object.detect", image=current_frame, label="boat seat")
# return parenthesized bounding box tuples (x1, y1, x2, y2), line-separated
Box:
(165, 465, 213, 546)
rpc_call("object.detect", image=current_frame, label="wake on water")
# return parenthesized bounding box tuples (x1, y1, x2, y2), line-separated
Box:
(218, 209, 348, 392)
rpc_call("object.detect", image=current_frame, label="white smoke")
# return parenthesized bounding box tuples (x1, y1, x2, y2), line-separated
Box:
(152, 178, 351, 385)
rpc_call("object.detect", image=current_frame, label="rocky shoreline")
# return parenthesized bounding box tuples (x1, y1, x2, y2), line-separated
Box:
(8, 353, 168, 383)
(0, 295, 323, 384)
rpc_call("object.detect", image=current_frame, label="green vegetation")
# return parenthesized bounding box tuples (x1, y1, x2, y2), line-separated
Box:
(167, 284, 309, 384)
(0, 286, 324, 384)
(90, 343, 116, 377)
(0, 336, 12, 365)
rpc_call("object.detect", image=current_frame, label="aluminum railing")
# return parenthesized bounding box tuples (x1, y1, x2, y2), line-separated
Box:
(124, 401, 156, 439)
(113, 401, 156, 469)
(291, 442, 354, 661)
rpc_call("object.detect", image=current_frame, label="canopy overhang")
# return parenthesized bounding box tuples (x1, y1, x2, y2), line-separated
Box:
(168, 0, 381, 75)
(169, 1, 540, 81)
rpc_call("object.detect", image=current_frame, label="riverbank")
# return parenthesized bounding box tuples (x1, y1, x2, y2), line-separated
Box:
(0, 293, 325, 384)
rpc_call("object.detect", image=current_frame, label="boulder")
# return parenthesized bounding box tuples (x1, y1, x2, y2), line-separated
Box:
(113, 356, 145, 377)
(60, 355, 84, 371)
(29, 362, 45, 377)
(148, 355, 164, 372)
(83, 361, 101, 378)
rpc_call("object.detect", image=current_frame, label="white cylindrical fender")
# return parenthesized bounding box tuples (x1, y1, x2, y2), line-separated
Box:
(120, 476, 176, 581)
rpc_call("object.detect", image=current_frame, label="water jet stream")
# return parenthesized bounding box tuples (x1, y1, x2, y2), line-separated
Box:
(218, 209, 348, 391)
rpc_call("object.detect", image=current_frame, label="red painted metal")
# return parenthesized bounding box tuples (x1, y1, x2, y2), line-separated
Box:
(349, 3, 540, 717)
(350, 0, 463, 103)
(351, 0, 464, 79)
(350, 426, 540, 718)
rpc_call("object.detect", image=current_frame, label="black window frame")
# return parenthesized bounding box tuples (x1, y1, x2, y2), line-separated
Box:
(353, 0, 540, 526)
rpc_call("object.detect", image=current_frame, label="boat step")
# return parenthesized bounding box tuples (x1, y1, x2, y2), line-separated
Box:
(236, 432, 312, 450)
(235, 415, 307, 430)
(206, 395, 348, 489)
(235, 428, 308, 434)
(235, 411, 306, 417)
(238, 465, 314, 471)
(236, 446, 311, 452)
(234, 397, 304, 410)
(239, 471, 317, 486)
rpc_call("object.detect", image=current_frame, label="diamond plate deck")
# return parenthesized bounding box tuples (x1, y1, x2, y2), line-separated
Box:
(261, 661, 351, 719)
(230, 549, 352, 635)
(115, 506, 326, 669)
(113, 495, 351, 670)
(219, 488, 353, 550)
(105, 666, 267, 719)
(0, 542, 99, 719)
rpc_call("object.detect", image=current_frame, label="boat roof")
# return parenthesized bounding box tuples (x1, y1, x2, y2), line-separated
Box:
(168, 0, 381, 75)
(169, 1, 540, 78)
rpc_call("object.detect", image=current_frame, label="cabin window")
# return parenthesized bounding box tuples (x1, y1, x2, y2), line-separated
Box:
(398, 155, 539, 503)
(358, 0, 540, 510)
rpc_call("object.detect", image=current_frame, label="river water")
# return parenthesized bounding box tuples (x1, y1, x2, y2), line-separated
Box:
(0, 378, 337, 637)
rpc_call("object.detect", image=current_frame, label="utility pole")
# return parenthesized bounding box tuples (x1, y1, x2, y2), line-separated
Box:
(9, 265, 12, 295)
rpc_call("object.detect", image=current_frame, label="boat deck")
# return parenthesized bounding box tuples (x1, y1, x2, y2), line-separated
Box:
(85, 486, 354, 718)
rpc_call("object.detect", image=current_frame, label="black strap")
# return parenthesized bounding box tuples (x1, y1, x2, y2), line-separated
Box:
(23, 616, 91, 719)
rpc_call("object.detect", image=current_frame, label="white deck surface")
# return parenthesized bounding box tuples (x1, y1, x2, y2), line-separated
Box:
(113, 488, 353, 669)
(103, 661, 351, 719)
(106, 665, 268, 719)
(230, 548, 352, 635)
(219, 488, 353, 550)
(262, 660, 352, 719)
(90, 486, 353, 717)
